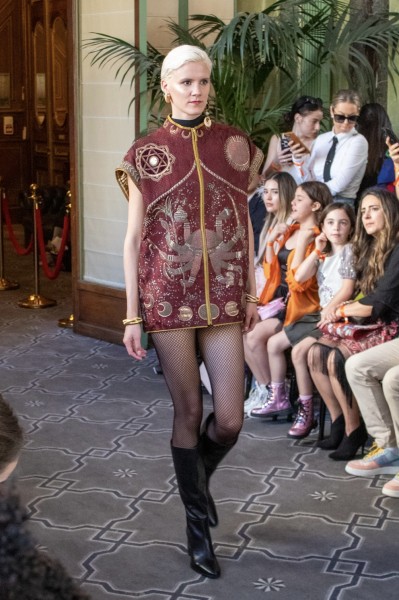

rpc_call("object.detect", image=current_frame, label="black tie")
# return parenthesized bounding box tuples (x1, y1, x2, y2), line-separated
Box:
(323, 136, 338, 182)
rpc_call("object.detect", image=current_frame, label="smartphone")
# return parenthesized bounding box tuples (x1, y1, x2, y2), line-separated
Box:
(283, 131, 311, 154)
(280, 134, 292, 153)
(382, 126, 399, 145)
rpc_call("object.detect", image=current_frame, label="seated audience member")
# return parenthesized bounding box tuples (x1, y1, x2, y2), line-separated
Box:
(356, 103, 396, 197)
(295, 90, 368, 207)
(254, 172, 297, 288)
(344, 338, 399, 497)
(282, 202, 356, 439)
(248, 183, 267, 257)
(244, 182, 331, 418)
(0, 395, 91, 599)
(245, 173, 296, 414)
(387, 136, 399, 199)
(0, 394, 23, 483)
(308, 189, 399, 461)
(262, 96, 324, 183)
(0, 489, 91, 599)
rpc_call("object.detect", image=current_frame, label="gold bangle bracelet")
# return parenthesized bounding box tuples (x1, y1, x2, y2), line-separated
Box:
(245, 293, 259, 304)
(123, 317, 143, 326)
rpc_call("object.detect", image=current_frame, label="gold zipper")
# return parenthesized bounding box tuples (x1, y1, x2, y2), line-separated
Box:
(191, 128, 212, 325)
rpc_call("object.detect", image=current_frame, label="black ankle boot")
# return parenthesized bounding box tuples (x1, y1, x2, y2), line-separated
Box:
(171, 444, 220, 578)
(328, 422, 368, 461)
(317, 413, 345, 450)
(199, 413, 236, 528)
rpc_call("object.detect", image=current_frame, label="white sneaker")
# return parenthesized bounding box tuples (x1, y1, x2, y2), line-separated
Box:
(246, 383, 271, 417)
(244, 383, 261, 416)
(345, 444, 399, 477)
(382, 472, 399, 497)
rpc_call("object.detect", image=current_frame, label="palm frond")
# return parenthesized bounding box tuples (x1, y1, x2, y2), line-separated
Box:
(83, 0, 399, 151)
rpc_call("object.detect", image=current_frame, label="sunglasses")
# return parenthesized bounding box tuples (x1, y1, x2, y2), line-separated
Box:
(297, 97, 323, 110)
(333, 113, 358, 124)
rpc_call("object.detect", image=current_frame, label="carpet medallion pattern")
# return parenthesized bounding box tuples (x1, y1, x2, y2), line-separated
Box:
(0, 240, 398, 599)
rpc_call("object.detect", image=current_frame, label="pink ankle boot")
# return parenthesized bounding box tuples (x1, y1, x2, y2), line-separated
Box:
(288, 397, 317, 439)
(251, 383, 291, 419)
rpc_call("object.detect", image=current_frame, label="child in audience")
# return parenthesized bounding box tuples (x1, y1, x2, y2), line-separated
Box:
(284, 203, 356, 438)
(245, 181, 332, 418)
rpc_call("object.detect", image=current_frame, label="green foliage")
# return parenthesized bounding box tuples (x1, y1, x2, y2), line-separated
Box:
(83, 0, 399, 152)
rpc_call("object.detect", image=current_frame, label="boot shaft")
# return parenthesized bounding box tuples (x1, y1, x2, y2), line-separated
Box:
(199, 413, 237, 478)
(269, 383, 289, 410)
(170, 444, 208, 520)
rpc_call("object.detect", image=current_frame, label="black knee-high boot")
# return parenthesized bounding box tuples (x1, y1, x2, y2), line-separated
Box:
(171, 444, 220, 578)
(199, 413, 237, 527)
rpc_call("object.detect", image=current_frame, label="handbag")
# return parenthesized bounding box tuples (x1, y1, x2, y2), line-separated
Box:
(320, 319, 398, 353)
(257, 297, 286, 321)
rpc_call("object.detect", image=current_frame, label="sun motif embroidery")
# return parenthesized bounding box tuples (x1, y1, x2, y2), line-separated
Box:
(136, 143, 176, 181)
(224, 135, 250, 172)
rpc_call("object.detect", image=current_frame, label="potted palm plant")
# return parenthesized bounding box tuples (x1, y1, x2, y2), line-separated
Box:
(84, 0, 399, 152)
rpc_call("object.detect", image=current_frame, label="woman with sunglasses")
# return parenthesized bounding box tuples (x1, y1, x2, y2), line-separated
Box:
(295, 90, 368, 208)
(262, 96, 324, 183)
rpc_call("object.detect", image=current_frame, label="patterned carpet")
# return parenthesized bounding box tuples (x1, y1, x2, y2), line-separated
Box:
(1, 230, 398, 600)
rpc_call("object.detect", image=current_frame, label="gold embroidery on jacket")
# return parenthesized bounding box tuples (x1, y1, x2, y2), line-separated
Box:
(152, 198, 246, 294)
(224, 135, 250, 171)
(136, 143, 176, 181)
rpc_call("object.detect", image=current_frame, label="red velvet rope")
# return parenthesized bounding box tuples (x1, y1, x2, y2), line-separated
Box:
(1, 194, 33, 255)
(35, 207, 70, 280)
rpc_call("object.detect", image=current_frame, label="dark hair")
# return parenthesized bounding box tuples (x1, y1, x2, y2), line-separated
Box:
(0, 490, 92, 599)
(298, 181, 333, 224)
(0, 395, 23, 476)
(357, 103, 392, 179)
(320, 201, 355, 253)
(320, 201, 356, 231)
(353, 188, 399, 295)
(282, 96, 324, 128)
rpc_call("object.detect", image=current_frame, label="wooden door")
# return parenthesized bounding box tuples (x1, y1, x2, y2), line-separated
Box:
(0, 0, 29, 214)
(28, 0, 69, 187)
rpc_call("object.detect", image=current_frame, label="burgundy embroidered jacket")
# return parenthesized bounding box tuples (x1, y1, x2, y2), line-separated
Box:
(116, 117, 263, 332)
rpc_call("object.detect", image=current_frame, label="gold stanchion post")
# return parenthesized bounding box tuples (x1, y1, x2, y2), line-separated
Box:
(58, 188, 74, 327)
(0, 180, 19, 291)
(18, 183, 56, 308)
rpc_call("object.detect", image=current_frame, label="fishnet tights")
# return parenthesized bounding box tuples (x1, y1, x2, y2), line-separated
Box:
(151, 325, 245, 448)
